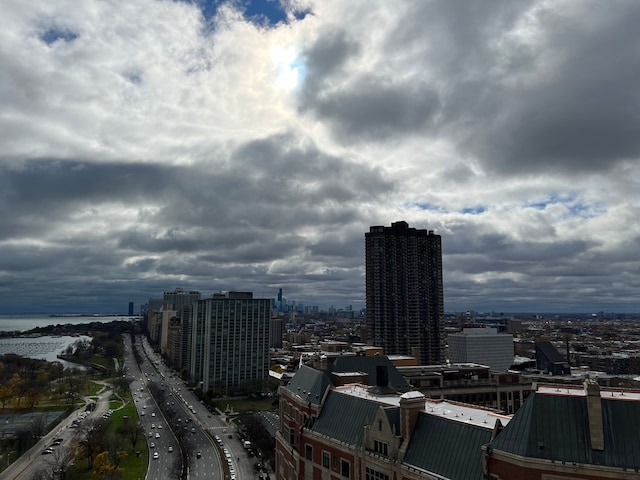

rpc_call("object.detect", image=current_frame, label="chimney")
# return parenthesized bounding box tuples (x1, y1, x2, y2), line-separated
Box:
(399, 391, 425, 440)
(584, 379, 604, 450)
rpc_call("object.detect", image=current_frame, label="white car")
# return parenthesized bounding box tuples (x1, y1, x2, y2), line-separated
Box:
(153, 452, 159, 459)
(168, 446, 173, 453)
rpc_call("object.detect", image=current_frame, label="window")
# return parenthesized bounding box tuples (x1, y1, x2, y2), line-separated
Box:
(305, 444, 312, 460)
(288, 427, 295, 446)
(341, 459, 350, 478)
(333, 455, 338, 470)
(322, 451, 330, 469)
(365, 468, 389, 480)
(374, 440, 388, 456)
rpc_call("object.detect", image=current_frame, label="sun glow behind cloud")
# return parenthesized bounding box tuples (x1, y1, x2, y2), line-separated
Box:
(272, 47, 304, 91)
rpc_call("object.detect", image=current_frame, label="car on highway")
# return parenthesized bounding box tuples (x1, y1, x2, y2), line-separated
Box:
(153, 452, 159, 459)
(168, 446, 173, 453)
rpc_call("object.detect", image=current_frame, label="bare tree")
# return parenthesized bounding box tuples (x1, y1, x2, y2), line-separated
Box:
(168, 455, 182, 480)
(43, 446, 74, 480)
(30, 467, 52, 480)
(77, 419, 107, 469)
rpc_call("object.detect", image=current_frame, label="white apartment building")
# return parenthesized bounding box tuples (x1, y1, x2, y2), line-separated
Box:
(448, 327, 514, 371)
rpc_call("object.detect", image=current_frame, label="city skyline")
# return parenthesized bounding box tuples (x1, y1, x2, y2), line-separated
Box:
(2, 1, 640, 315)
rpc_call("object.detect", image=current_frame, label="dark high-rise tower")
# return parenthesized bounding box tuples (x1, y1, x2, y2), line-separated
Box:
(365, 221, 445, 365)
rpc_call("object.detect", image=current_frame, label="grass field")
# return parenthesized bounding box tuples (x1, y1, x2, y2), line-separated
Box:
(70, 393, 148, 479)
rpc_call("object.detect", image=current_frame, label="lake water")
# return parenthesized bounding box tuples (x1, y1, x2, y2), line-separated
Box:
(0, 335, 92, 364)
(0, 314, 138, 368)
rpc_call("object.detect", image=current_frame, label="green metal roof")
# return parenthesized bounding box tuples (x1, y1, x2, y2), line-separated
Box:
(404, 413, 493, 480)
(283, 365, 331, 404)
(312, 390, 392, 445)
(489, 391, 640, 469)
(331, 355, 410, 391)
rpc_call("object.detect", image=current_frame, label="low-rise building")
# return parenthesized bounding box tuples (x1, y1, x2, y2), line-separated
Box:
(276, 358, 510, 480)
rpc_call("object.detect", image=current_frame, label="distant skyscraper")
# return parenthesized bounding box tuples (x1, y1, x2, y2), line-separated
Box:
(189, 292, 270, 393)
(128, 302, 134, 316)
(365, 221, 445, 365)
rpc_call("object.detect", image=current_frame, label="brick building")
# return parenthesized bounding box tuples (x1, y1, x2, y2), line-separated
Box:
(276, 358, 510, 480)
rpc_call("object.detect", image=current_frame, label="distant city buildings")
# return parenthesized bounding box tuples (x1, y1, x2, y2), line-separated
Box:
(365, 221, 445, 365)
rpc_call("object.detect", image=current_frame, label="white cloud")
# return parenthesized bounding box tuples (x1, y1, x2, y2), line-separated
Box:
(1, 0, 640, 313)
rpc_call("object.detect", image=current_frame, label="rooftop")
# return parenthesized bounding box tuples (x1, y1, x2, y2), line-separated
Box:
(337, 383, 511, 430)
(536, 383, 640, 401)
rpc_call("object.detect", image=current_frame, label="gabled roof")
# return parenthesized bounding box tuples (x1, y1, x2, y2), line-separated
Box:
(405, 413, 493, 480)
(312, 390, 397, 445)
(283, 365, 331, 404)
(489, 391, 640, 469)
(535, 341, 567, 363)
(331, 355, 410, 391)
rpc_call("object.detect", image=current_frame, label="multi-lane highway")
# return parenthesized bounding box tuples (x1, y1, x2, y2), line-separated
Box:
(137, 337, 263, 480)
(125, 335, 181, 478)
(134, 337, 221, 479)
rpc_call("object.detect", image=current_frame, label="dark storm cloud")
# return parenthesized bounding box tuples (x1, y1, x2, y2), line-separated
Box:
(298, 1, 640, 176)
(441, 0, 640, 175)
(312, 80, 441, 141)
(0, 133, 392, 311)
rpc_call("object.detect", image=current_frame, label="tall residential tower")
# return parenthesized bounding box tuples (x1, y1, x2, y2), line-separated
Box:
(189, 291, 270, 394)
(365, 221, 445, 365)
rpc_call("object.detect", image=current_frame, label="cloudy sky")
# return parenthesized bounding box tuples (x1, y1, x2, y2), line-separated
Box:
(1, 0, 640, 315)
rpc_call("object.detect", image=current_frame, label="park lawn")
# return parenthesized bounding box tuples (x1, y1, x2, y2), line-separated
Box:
(84, 381, 105, 396)
(222, 397, 277, 414)
(106, 402, 148, 479)
(71, 401, 148, 480)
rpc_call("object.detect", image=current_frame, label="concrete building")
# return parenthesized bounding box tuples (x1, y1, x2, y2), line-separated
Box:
(399, 363, 532, 414)
(270, 316, 284, 349)
(162, 288, 200, 370)
(365, 221, 445, 365)
(166, 316, 182, 368)
(189, 291, 270, 394)
(448, 327, 514, 371)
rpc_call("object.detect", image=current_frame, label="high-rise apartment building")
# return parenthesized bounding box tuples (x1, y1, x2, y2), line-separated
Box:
(189, 291, 270, 394)
(365, 221, 445, 365)
(162, 288, 200, 370)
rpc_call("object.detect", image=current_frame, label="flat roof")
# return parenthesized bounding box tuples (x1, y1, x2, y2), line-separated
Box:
(537, 385, 640, 401)
(335, 384, 511, 430)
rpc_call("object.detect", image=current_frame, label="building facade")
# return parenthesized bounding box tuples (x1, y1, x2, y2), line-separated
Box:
(276, 359, 508, 480)
(365, 221, 445, 365)
(189, 291, 270, 394)
(448, 327, 514, 371)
